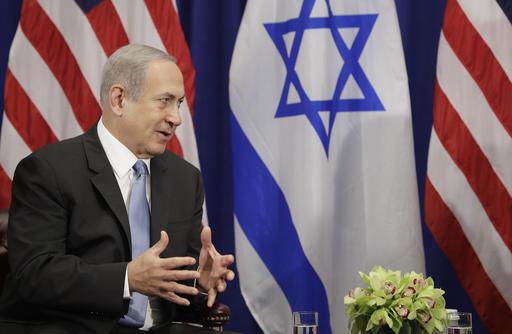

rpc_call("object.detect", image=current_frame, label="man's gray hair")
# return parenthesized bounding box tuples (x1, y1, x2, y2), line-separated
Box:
(100, 44, 175, 107)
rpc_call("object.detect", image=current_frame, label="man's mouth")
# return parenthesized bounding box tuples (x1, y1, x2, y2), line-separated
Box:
(156, 130, 173, 140)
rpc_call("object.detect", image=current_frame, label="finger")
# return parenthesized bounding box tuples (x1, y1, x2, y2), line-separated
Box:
(220, 254, 235, 267)
(207, 288, 217, 308)
(161, 291, 190, 306)
(200, 225, 213, 248)
(162, 269, 200, 281)
(216, 279, 227, 293)
(160, 256, 196, 269)
(225, 270, 235, 281)
(151, 231, 169, 256)
(162, 281, 199, 296)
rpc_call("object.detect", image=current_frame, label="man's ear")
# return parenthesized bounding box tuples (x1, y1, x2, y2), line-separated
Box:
(109, 85, 126, 117)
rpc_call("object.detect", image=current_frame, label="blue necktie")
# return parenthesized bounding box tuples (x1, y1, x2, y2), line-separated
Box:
(120, 160, 150, 327)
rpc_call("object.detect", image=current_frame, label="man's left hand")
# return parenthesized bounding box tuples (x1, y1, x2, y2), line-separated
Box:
(197, 226, 235, 307)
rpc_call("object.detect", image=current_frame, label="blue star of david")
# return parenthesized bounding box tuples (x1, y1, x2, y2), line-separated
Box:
(264, 0, 385, 156)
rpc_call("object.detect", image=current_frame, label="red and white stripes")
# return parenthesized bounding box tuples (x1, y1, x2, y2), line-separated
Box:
(0, 0, 200, 210)
(425, 0, 512, 332)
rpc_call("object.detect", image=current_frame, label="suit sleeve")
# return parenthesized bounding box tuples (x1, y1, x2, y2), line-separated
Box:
(173, 168, 208, 316)
(8, 154, 127, 316)
(185, 168, 204, 261)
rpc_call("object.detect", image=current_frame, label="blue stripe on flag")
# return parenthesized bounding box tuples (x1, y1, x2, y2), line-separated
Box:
(496, 0, 512, 24)
(74, 0, 103, 13)
(231, 114, 332, 333)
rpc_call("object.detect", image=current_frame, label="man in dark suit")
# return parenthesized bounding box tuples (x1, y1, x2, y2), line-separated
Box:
(0, 44, 235, 334)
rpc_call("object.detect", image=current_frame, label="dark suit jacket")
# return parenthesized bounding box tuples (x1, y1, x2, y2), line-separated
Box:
(0, 125, 204, 333)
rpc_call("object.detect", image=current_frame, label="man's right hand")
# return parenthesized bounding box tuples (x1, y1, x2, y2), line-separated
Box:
(127, 231, 200, 306)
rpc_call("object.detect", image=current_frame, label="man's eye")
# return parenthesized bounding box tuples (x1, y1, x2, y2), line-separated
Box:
(160, 97, 171, 103)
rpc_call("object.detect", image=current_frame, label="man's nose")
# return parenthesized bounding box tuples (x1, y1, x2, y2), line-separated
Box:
(166, 104, 182, 127)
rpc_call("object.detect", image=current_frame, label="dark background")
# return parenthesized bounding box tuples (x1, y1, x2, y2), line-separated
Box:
(0, 1, 487, 333)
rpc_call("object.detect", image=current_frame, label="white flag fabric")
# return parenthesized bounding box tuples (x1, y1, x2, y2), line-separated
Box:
(229, 0, 425, 333)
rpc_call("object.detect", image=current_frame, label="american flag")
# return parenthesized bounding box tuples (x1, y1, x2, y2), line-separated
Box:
(425, 0, 512, 332)
(0, 0, 200, 212)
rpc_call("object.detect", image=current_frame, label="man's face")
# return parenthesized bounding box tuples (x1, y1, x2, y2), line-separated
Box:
(120, 60, 184, 159)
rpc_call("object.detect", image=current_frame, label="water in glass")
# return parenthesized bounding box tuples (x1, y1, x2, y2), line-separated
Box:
(292, 311, 318, 334)
(293, 324, 318, 334)
(446, 311, 471, 334)
(447, 327, 472, 334)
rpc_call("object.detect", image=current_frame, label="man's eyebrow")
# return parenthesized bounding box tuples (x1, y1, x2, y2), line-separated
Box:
(155, 92, 173, 98)
(155, 92, 185, 99)
(153, 92, 177, 100)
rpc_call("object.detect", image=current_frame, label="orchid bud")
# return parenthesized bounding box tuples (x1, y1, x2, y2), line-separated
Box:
(394, 304, 410, 319)
(414, 278, 426, 287)
(383, 282, 396, 295)
(417, 310, 432, 323)
(402, 286, 415, 297)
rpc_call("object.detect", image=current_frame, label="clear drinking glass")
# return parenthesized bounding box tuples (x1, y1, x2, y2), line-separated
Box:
(293, 311, 318, 334)
(446, 312, 472, 334)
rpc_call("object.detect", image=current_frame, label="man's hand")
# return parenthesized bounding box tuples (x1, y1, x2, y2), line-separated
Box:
(197, 226, 235, 307)
(127, 231, 200, 306)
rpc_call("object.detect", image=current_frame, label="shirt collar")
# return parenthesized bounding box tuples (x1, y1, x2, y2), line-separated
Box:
(97, 117, 151, 178)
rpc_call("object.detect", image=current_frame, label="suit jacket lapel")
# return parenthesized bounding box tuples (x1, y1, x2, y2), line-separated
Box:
(150, 155, 170, 246)
(82, 125, 132, 253)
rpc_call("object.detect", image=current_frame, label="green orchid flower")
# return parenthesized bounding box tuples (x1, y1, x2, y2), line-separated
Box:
(344, 267, 447, 334)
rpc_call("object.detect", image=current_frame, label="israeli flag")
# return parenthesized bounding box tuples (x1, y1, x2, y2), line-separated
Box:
(229, 0, 425, 332)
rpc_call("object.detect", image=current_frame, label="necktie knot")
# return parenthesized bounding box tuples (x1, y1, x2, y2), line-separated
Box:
(133, 160, 147, 178)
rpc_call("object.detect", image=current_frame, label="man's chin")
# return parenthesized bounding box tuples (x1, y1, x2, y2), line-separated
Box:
(148, 147, 166, 157)
(135, 145, 165, 159)
(148, 142, 170, 156)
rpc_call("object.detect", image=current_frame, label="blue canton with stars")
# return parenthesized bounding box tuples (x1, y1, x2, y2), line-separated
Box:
(264, 0, 385, 156)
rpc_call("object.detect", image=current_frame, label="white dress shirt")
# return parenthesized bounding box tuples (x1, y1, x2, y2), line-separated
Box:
(97, 118, 163, 330)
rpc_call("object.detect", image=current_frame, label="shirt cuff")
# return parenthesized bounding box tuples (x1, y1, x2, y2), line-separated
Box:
(123, 266, 131, 299)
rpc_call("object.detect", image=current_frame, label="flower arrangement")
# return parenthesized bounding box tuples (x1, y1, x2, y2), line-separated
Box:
(344, 266, 447, 334)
